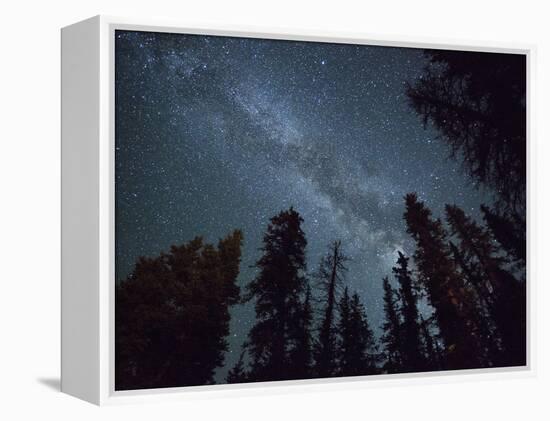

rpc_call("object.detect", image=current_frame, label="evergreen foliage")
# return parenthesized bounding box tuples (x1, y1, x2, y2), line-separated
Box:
(245, 207, 309, 382)
(338, 288, 378, 376)
(115, 230, 243, 390)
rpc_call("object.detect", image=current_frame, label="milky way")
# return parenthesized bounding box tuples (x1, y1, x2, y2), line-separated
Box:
(115, 30, 493, 379)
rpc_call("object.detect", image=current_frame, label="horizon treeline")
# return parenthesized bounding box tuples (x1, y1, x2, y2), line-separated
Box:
(116, 196, 525, 389)
(115, 49, 526, 390)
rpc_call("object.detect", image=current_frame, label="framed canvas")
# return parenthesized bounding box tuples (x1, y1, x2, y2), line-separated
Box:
(61, 15, 533, 405)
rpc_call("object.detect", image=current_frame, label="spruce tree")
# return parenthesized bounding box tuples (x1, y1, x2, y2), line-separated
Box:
(338, 288, 378, 376)
(406, 50, 526, 214)
(448, 240, 499, 366)
(406, 50, 526, 307)
(393, 251, 425, 372)
(338, 287, 352, 374)
(481, 204, 526, 264)
(404, 193, 482, 370)
(446, 204, 526, 366)
(350, 293, 378, 374)
(380, 276, 403, 373)
(288, 285, 314, 379)
(245, 207, 308, 381)
(419, 315, 442, 371)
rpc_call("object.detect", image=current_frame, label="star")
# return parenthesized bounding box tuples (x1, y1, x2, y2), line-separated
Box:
(115, 29, 499, 381)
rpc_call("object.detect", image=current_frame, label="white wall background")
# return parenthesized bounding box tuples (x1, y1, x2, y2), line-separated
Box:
(0, 0, 548, 419)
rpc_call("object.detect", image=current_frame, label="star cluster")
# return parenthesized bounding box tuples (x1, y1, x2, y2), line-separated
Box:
(115, 30, 493, 379)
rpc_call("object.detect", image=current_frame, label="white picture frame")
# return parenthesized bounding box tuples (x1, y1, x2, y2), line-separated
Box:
(61, 15, 534, 405)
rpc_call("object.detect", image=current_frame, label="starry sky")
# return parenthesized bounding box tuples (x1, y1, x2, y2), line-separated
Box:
(115, 30, 493, 380)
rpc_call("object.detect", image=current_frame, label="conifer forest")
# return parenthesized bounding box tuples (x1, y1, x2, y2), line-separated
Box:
(115, 31, 526, 390)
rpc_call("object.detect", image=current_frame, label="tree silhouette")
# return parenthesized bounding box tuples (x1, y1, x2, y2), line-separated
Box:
(338, 288, 378, 376)
(404, 193, 483, 370)
(446, 204, 526, 366)
(481, 204, 526, 264)
(314, 240, 349, 378)
(245, 207, 309, 382)
(407, 52, 526, 337)
(393, 251, 426, 372)
(226, 350, 248, 384)
(115, 230, 243, 390)
(380, 276, 404, 373)
(448, 239, 499, 367)
(407, 50, 526, 214)
(419, 315, 443, 371)
(288, 284, 314, 379)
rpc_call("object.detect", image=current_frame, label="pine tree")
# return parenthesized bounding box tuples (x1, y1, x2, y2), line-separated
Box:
(314, 240, 349, 378)
(393, 251, 425, 372)
(338, 288, 378, 376)
(245, 207, 308, 381)
(404, 193, 482, 370)
(380, 276, 403, 373)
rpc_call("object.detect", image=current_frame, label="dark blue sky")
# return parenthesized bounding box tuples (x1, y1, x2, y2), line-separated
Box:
(115, 30, 493, 379)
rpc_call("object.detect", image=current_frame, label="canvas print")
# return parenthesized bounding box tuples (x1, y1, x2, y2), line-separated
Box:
(114, 29, 527, 391)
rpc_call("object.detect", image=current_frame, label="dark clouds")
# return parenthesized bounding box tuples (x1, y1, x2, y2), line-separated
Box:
(115, 30, 493, 379)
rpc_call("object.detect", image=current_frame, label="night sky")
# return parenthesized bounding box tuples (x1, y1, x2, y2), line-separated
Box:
(115, 30, 493, 380)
